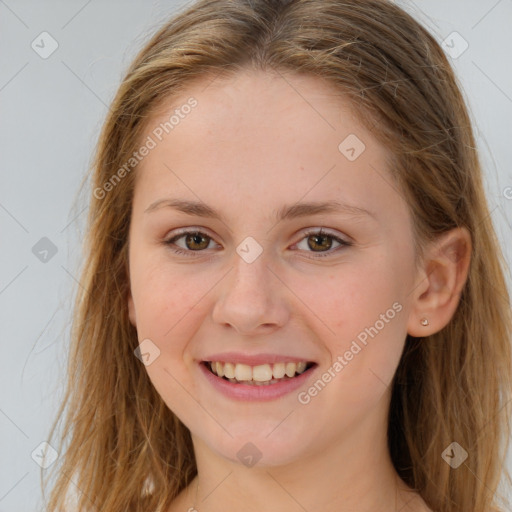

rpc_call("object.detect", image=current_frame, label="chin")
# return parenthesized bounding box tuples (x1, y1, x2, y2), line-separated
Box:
(195, 424, 316, 468)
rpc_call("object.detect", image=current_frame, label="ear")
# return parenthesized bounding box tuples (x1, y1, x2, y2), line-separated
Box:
(407, 227, 471, 337)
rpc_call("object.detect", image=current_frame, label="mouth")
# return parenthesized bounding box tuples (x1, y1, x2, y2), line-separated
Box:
(201, 360, 317, 386)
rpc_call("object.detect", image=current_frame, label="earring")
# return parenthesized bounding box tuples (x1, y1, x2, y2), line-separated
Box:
(420, 318, 429, 326)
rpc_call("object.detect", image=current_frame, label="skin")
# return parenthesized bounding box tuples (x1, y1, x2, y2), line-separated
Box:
(127, 68, 471, 512)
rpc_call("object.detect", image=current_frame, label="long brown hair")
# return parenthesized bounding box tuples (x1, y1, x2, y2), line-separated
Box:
(43, 0, 512, 510)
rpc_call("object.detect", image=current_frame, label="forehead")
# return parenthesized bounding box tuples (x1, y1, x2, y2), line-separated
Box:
(133, 69, 404, 225)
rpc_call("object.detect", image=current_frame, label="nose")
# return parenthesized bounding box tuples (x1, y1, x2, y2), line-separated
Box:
(211, 250, 290, 336)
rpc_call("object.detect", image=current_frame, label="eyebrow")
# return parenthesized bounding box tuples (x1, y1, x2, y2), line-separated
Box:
(144, 198, 376, 222)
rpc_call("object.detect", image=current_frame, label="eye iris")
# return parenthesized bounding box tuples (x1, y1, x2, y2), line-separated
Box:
(178, 232, 337, 252)
(308, 234, 332, 251)
(186, 232, 209, 250)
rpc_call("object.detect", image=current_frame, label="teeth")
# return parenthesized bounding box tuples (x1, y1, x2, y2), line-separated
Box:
(207, 360, 310, 383)
(272, 362, 286, 379)
(285, 362, 296, 377)
(234, 364, 252, 381)
(252, 364, 272, 382)
(223, 362, 235, 379)
(296, 361, 307, 373)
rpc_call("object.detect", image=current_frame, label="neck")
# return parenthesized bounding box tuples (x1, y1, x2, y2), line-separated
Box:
(180, 412, 418, 512)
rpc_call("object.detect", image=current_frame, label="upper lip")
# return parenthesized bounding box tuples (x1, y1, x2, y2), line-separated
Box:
(200, 352, 316, 366)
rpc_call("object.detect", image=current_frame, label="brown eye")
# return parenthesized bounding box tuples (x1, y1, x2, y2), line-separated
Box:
(164, 228, 351, 259)
(295, 228, 351, 258)
(165, 230, 216, 254)
(183, 232, 210, 250)
(307, 233, 333, 252)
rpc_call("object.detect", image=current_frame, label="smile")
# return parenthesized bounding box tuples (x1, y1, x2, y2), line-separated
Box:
(198, 352, 318, 401)
(206, 360, 313, 385)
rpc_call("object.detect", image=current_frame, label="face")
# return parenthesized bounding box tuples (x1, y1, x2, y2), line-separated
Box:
(127, 69, 419, 467)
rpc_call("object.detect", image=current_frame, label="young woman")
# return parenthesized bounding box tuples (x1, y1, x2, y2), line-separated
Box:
(43, 0, 512, 511)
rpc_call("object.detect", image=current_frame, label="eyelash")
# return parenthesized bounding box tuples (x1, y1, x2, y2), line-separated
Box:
(163, 228, 352, 259)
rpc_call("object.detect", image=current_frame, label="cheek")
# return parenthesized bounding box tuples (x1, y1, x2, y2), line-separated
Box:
(130, 251, 209, 338)
(129, 265, 211, 409)
(289, 267, 407, 448)
(293, 257, 408, 393)
(296, 257, 405, 338)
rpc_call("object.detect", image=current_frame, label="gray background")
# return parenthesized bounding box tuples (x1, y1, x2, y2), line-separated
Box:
(1, 0, 511, 510)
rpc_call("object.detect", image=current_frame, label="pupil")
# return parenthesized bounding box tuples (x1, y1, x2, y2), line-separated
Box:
(187, 233, 208, 250)
(309, 234, 331, 251)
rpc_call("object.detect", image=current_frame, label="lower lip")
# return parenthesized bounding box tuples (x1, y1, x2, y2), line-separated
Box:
(198, 362, 317, 402)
